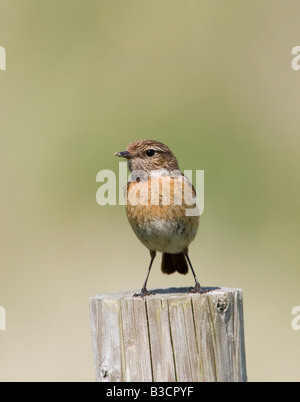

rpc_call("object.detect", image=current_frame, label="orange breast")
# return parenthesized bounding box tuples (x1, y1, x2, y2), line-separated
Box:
(125, 176, 199, 253)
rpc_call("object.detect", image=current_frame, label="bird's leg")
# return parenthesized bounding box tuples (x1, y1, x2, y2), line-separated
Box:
(134, 251, 156, 297)
(184, 252, 205, 294)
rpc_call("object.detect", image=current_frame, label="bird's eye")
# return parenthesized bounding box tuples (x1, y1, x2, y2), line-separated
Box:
(145, 149, 156, 157)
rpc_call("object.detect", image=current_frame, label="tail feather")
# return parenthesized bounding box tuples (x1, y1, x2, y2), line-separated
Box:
(173, 253, 189, 274)
(161, 253, 189, 275)
(161, 253, 176, 274)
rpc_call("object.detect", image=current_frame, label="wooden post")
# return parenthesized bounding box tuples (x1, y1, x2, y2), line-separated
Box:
(90, 287, 247, 382)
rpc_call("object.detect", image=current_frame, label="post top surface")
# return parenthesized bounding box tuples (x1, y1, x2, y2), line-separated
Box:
(90, 286, 242, 301)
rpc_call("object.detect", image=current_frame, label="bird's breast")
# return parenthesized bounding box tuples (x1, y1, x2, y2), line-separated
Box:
(125, 176, 199, 253)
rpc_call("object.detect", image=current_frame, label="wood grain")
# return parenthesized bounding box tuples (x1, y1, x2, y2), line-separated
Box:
(90, 287, 247, 382)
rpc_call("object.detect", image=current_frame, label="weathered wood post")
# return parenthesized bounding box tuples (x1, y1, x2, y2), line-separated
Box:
(90, 287, 247, 382)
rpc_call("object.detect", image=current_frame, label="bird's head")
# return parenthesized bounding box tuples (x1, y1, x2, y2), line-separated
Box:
(114, 140, 180, 174)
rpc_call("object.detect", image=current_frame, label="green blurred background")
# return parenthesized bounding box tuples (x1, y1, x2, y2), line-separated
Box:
(0, 0, 299, 382)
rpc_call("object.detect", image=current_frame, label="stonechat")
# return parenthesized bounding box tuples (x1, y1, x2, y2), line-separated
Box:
(114, 140, 203, 297)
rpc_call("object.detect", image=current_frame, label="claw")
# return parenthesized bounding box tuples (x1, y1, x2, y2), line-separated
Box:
(189, 283, 208, 294)
(133, 288, 154, 298)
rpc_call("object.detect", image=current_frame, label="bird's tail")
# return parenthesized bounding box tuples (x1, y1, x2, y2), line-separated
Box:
(161, 252, 189, 275)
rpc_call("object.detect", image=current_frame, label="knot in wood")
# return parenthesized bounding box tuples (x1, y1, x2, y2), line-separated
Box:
(101, 366, 109, 378)
(216, 295, 229, 313)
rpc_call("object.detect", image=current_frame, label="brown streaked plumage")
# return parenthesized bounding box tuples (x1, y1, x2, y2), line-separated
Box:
(114, 139, 203, 297)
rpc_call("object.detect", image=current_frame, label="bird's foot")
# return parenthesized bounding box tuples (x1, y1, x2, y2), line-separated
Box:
(189, 282, 207, 294)
(133, 288, 154, 298)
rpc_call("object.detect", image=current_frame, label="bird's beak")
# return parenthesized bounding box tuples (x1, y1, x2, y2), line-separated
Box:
(114, 151, 132, 159)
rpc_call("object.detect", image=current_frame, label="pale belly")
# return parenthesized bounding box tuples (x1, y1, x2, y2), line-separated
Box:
(127, 207, 199, 253)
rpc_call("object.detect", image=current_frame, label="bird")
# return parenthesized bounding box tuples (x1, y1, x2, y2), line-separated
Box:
(114, 139, 203, 297)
